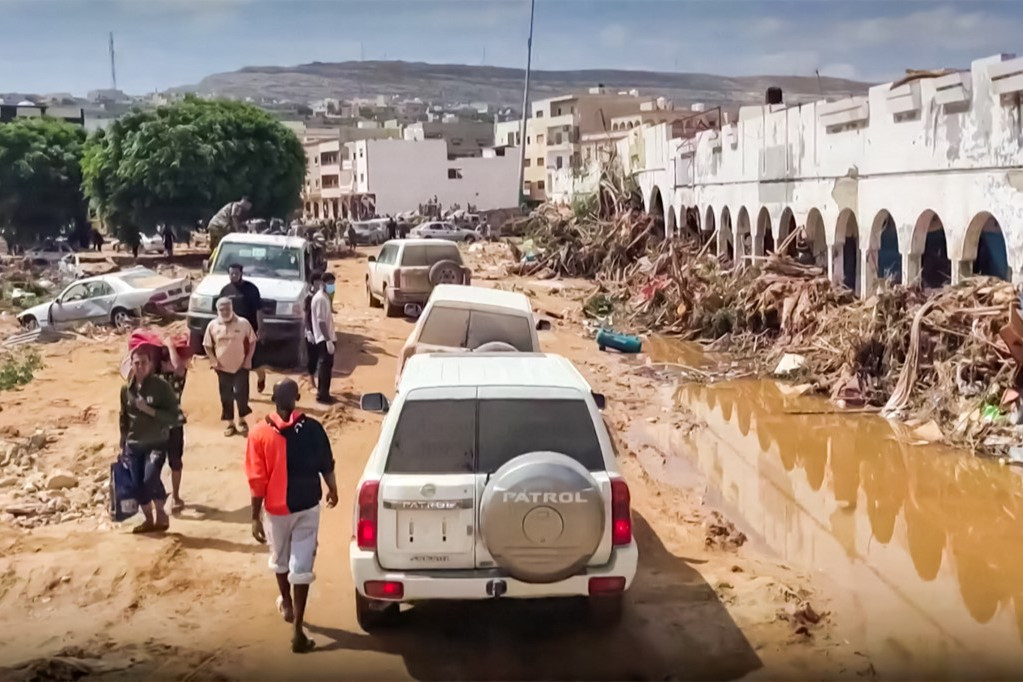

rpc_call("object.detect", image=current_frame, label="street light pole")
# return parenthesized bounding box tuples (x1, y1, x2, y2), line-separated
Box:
(516, 0, 536, 208)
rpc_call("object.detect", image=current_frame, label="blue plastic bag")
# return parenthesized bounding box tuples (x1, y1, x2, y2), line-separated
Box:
(109, 455, 138, 522)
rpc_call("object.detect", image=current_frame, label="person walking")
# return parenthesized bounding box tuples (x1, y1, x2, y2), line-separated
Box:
(386, 215, 397, 241)
(163, 225, 176, 258)
(310, 272, 336, 405)
(119, 347, 181, 534)
(247, 378, 338, 654)
(303, 276, 320, 391)
(157, 336, 191, 512)
(220, 263, 268, 393)
(203, 297, 257, 437)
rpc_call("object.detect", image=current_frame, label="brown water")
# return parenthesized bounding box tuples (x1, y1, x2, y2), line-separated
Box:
(632, 341, 1023, 679)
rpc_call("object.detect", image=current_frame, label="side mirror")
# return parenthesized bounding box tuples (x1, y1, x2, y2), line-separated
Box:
(536, 319, 552, 331)
(367, 255, 376, 263)
(591, 392, 607, 410)
(201, 259, 209, 274)
(360, 392, 390, 413)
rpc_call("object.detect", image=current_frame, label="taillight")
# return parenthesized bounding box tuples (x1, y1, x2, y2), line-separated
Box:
(365, 580, 404, 600)
(610, 478, 631, 546)
(588, 576, 626, 595)
(393, 269, 402, 289)
(356, 480, 379, 550)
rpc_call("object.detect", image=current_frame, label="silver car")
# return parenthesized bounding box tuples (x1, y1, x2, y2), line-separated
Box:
(17, 267, 192, 331)
(409, 221, 479, 243)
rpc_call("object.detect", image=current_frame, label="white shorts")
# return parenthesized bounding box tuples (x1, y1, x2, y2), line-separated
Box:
(265, 505, 320, 585)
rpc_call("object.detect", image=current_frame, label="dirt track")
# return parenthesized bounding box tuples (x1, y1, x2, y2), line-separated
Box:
(0, 250, 870, 681)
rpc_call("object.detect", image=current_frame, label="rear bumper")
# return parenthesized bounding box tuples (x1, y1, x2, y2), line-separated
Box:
(386, 288, 431, 306)
(350, 543, 638, 602)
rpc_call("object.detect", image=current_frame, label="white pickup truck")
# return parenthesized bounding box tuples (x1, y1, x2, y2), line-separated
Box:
(186, 233, 324, 367)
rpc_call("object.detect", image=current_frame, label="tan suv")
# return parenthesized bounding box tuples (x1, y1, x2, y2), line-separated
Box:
(366, 239, 470, 317)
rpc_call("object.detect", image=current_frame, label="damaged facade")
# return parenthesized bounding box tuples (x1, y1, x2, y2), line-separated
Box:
(565, 54, 1023, 293)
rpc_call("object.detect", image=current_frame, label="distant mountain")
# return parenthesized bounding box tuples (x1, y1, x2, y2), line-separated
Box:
(174, 60, 870, 109)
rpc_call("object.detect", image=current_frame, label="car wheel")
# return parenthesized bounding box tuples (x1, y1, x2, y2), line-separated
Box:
(367, 280, 382, 308)
(429, 259, 466, 286)
(464, 234, 477, 243)
(20, 316, 39, 332)
(111, 308, 134, 330)
(589, 594, 624, 628)
(383, 287, 403, 318)
(355, 590, 400, 632)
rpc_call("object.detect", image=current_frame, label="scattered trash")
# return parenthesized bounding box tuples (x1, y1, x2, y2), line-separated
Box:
(774, 353, 806, 376)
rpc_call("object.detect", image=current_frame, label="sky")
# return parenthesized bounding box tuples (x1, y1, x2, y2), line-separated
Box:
(1, 0, 1020, 95)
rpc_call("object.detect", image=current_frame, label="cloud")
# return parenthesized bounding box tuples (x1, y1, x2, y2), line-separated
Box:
(817, 63, 858, 80)
(826, 5, 1023, 53)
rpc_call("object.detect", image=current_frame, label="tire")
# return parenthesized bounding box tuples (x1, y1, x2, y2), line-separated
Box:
(20, 316, 39, 331)
(355, 591, 400, 632)
(464, 234, 477, 243)
(589, 594, 624, 628)
(383, 286, 402, 318)
(111, 308, 134, 330)
(429, 259, 466, 286)
(367, 280, 382, 308)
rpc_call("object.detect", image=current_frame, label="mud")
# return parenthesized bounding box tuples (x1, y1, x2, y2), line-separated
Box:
(632, 335, 1023, 679)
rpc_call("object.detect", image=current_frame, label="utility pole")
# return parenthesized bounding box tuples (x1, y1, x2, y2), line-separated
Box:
(109, 32, 117, 91)
(516, 0, 536, 208)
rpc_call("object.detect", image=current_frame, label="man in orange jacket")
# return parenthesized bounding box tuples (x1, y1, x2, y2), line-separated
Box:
(246, 378, 338, 653)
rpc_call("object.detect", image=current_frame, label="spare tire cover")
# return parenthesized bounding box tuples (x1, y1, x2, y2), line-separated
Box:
(473, 341, 518, 353)
(480, 451, 605, 584)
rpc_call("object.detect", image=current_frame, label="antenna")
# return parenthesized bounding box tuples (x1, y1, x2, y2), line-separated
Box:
(482, 46, 487, 66)
(109, 32, 117, 91)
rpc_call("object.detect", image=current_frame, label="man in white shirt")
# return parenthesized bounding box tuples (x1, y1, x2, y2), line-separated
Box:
(203, 297, 257, 436)
(310, 272, 336, 405)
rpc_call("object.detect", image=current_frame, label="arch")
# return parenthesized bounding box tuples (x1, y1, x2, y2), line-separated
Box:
(912, 210, 950, 289)
(665, 206, 678, 238)
(704, 205, 717, 235)
(718, 206, 734, 263)
(777, 207, 797, 254)
(612, 123, 619, 132)
(965, 212, 1010, 281)
(804, 208, 828, 267)
(834, 208, 860, 293)
(682, 206, 701, 237)
(870, 210, 902, 285)
(756, 207, 774, 256)
(647, 186, 666, 238)
(735, 206, 752, 266)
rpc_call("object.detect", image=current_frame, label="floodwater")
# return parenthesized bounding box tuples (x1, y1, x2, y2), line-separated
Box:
(634, 340, 1023, 680)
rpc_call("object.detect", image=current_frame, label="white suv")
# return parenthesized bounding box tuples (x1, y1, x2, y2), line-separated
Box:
(352, 353, 638, 631)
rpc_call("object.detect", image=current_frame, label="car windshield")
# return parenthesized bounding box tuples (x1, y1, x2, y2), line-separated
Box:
(384, 398, 603, 474)
(212, 242, 302, 279)
(419, 306, 534, 351)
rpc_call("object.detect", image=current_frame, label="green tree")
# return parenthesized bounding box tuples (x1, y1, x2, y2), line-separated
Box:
(82, 97, 306, 246)
(0, 117, 87, 248)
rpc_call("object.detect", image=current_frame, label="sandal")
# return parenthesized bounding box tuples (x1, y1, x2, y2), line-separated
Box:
(224, 424, 237, 437)
(291, 632, 316, 654)
(237, 422, 249, 436)
(171, 498, 185, 513)
(132, 520, 158, 534)
(276, 596, 295, 623)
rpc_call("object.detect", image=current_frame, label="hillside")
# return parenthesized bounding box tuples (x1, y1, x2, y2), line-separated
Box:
(176, 60, 870, 108)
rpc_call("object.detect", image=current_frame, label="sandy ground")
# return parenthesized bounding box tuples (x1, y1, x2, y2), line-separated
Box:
(0, 249, 874, 681)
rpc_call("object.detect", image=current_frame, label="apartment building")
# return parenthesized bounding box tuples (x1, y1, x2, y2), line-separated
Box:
(403, 121, 495, 158)
(496, 86, 659, 202)
(348, 138, 518, 215)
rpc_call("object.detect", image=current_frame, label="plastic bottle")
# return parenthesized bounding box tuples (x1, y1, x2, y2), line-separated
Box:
(596, 328, 642, 354)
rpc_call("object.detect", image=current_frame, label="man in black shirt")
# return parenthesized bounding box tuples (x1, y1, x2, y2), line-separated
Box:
(220, 264, 268, 392)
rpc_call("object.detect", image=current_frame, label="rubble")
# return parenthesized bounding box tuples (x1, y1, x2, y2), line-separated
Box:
(704, 511, 748, 550)
(505, 194, 1022, 456)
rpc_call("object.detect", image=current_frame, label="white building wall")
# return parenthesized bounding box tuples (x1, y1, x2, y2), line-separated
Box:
(348, 139, 518, 215)
(608, 53, 1023, 293)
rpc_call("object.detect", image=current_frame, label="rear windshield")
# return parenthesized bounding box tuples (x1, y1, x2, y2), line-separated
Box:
(419, 307, 534, 351)
(400, 244, 462, 267)
(384, 398, 603, 474)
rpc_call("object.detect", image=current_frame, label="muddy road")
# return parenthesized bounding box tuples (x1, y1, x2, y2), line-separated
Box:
(0, 250, 868, 680)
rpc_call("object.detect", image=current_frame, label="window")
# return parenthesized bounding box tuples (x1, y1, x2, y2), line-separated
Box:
(556, 107, 562, 116)
(526, 136, 531, 144)
(478, 399, 604, 473)
(523, 181, 531, 192)
(385, 400, 475, 474)
(466, 311, 533, 351)
(85, 281, 114, 298)
(378, 244, 398, 265)
(572, 152, 581, 167)
(400, 243, 461, 267)
(523, 158, 531, 167)
(507, 133, 515, 146)
(536, 134, 544, 145)
(359, 173, 365, 182)
(516, 132, 521, 145)
(537, 180, 545, 190)
(555, 156, 563, 170)
(536, 157, 542, 167)
(448, 168, 463, 179)
(212, 243, 302, 279)
(535, 110, 543, 118)
(61, 283, 89, 302)
(419, 306, 469, 347)
(554, 132, 563, 145)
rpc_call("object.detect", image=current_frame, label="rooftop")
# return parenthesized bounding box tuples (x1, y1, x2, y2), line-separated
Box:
(399, 353, 590, 392)
(428, 284, 532, 313)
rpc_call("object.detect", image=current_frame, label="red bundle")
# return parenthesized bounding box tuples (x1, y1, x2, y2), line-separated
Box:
(127, 329, 194, 361)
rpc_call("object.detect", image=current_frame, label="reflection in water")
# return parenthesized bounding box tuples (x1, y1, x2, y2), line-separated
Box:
(659, 379, 1023, 678)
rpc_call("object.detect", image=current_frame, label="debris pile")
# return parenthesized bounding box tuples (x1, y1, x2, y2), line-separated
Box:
(507, 196, 1021, 454)
(0, 431, 109, 528)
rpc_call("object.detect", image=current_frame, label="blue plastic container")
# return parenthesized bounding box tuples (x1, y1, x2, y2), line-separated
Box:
(596, 328, 642, 354)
